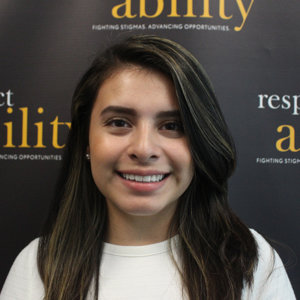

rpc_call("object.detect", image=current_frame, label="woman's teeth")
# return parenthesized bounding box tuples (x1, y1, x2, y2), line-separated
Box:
(121, 173, 166, 183)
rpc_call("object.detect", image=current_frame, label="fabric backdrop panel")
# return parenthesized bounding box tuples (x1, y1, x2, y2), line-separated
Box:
(0, 0, 299, 296)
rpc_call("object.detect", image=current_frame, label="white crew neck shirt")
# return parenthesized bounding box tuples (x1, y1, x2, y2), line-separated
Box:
(98, 236, 184, 300)
(0, 230, 296, 300)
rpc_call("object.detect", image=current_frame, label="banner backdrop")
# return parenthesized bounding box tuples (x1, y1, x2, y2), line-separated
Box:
(0, 0, 299, 296)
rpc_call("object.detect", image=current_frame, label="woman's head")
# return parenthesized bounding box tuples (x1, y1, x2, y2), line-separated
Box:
(40, 36, 256, 300)
(67, 35, 235, 203)
(87, 66, 194, 234)
(57, 35, 237, 242)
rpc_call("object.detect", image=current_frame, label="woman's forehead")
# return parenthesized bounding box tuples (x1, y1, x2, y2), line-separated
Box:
(93, 67, 179, 113)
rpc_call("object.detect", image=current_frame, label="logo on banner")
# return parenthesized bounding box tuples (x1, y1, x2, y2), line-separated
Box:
(110, 0, 254, 31)
(255, 93, 300, 165)
(0, 89, 70, 161)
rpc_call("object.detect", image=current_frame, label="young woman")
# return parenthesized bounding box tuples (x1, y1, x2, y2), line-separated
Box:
(0, 35, 296, 300)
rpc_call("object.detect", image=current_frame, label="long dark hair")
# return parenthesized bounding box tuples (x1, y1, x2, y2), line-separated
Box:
(38, 35, 258, 300)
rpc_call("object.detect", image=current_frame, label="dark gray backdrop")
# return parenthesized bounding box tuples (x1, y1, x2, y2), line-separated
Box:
(0, 0, 299, 296)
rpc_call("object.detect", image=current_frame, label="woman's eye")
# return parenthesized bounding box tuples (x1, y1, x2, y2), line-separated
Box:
(161, 121, 183, 132)
(107, 119, 130, 128)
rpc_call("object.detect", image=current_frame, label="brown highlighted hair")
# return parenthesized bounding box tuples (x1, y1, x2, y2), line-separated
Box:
(38, 35, 258, 300)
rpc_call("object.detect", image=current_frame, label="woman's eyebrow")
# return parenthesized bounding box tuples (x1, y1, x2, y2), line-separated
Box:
(100, 106, 137, 116)
(156, 110, 181, 119)
(100, 105, 181, 119)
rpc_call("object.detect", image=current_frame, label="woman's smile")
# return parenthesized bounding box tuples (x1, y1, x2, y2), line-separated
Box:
(116, 170, 171, 193)
(88, 66, 194, 220)
(117, 170, 169, 183)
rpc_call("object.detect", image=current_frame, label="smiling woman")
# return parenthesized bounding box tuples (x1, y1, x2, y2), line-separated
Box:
(88, 67, 193, 243)
(0, 35, 296, 300)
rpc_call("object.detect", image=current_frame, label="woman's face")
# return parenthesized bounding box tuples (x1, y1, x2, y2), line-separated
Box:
(88, 66, 193, 224)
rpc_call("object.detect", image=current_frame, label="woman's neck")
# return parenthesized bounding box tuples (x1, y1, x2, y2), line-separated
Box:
(106, 208, 175, 246)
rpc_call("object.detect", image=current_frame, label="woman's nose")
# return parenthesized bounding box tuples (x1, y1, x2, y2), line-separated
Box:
(127, 125, 160, 163)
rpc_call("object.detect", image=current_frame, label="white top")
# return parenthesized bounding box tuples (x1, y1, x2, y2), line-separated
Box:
(0, 229, 296, 300)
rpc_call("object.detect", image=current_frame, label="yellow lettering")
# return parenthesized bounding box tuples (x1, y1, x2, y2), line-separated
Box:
(200, 0, 213, 18)
(168, 0, 180, 17)
(34, 107, 46, 148)
(235, 0, 254, 31)
(219, 0, 232, 20)
(276, 125, 300, 152)
(51, 116, 71, 149)
(140, 0, 163, 18)
(111, 0, 137, 19)
(184, 0, 196, 17)
(19, 107, 30, 148)
(3, 107, 15, 148)
(3, 122, 15, 147)
(34, 121, 46, 148)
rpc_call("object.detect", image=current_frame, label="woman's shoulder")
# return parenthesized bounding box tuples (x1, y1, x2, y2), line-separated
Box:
(15, 238, 40, 261)
(249, 228, 288, 280)
(5, 238, 40, 276)
(249, 229, 274, 258)
(0, 238, 44, 300)
(242, 229, 296, 300)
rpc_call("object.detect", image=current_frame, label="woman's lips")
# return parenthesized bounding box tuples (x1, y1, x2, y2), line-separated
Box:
(117, 171, 170, 192)
(120, 173, 168, 182)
